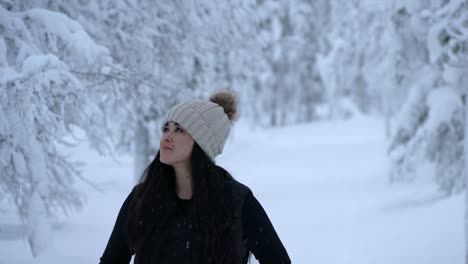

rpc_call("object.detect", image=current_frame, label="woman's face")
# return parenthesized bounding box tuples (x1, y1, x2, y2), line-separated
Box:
(159, 121, 195, 166)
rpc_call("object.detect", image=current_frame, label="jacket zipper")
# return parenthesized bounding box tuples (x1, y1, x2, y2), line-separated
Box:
(184, 216, 191, 251)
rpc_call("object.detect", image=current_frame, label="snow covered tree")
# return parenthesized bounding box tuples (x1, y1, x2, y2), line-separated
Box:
(316, 0, 353, 120)
(291, 0, 328, 123)
(249, 0, 328, 127)
(315, 0, 393, 121)
(388, 0, 468, 195)
(0, 4, 117, 256)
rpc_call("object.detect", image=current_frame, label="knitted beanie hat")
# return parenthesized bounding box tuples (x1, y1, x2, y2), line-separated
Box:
(161, 90, 238, 162)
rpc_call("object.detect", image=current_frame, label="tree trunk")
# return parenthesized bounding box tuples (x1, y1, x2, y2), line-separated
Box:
(134, 121, 151, 183)
(26, 136, 51, 257)
(384, 91, 392, 139)
(27, 188, 51, 257)
(465, 97, 468, 264)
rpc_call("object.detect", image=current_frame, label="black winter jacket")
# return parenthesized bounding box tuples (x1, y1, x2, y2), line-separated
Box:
(99, 177, 291, 264)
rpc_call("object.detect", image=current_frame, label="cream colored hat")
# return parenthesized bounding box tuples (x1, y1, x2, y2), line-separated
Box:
(161, 90, 238, 162)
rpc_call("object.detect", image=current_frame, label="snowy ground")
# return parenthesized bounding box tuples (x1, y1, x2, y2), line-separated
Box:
(0, 117, 464, 264)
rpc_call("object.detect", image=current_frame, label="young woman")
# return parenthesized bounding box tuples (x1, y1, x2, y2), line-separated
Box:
(99, 90, 291, 264)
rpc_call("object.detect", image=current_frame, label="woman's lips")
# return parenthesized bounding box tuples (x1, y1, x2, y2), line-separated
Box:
(162, 146, 173, 150)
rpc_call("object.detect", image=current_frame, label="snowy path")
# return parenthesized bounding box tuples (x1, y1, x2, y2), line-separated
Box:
(222, 117, 463, 263)
(1, 117, 463, 264)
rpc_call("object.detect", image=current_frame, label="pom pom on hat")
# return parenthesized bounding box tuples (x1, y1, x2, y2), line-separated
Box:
(209, 89, 239, 123)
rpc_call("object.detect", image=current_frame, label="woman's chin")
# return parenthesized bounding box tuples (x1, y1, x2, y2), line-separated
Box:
(159, 156, 172, 165)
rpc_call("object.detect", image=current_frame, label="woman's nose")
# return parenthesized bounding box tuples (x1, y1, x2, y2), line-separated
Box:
(164, 134, 173, 142)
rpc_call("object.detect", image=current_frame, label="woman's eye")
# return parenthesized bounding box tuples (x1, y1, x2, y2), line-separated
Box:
(176, 127, 184, 132)
(162, 127, 169, 132)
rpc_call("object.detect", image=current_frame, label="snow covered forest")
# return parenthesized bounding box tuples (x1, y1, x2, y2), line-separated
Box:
(1, 0, 467, 263)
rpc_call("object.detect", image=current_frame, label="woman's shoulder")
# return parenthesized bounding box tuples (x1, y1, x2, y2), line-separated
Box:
(132, 182, 144, 192)
(224, 174, 252, 198)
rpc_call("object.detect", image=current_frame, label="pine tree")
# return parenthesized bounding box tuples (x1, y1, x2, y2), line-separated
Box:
(388, 0, 468, 194)
(0, 4, 117, 256)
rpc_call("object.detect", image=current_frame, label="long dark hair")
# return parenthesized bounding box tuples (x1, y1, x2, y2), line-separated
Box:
(126, 143, 240, 263)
